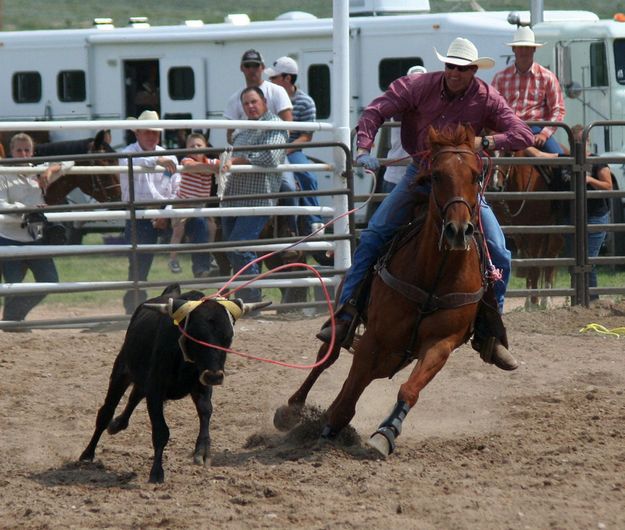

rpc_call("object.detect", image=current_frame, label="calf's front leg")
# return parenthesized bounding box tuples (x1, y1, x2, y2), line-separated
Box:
(191, 386, 214, 465)
(146, 395, 169, 483)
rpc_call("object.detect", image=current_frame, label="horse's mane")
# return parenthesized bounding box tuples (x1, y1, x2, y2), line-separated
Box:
(415, 124, 477, 187)
(428, 124, 476, 151)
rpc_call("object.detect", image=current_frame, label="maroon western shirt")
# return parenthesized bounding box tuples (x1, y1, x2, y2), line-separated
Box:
(356, 71, 533, 159)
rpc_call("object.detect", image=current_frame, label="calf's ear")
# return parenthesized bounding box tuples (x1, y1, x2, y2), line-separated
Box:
(161, 283, 182, 297)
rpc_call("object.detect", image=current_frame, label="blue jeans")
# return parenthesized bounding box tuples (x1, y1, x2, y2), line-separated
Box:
(588, 211, 609, 299)
(382, 180, 397, 194)
(339, 163, 511, 312)
(288, 150, 322, 233)
(221, 214, 270, 302)
(123, 218, 212, 313)
(0, 236, 59, 321)
(280, 172, 299, 235)
(531, 125, 563, 155)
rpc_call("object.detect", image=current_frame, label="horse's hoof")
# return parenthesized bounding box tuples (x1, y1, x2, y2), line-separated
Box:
(273, 404, 302, 432)
(367, 432, 392, 458)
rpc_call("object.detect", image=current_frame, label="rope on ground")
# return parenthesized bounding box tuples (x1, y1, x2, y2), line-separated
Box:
(579, 323, 625, 338)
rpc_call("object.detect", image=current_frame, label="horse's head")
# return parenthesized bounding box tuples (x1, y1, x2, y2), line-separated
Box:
(79, 131, 121, 202)
(426, 125, 481, 251)
(43, 132, 121, 205)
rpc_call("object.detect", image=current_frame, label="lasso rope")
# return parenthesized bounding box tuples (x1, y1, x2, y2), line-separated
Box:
(177, 168, 378, 369)
(579, 323, 625, 338)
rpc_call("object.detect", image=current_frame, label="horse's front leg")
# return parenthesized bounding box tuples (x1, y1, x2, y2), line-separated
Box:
(321, 333, 379, 439)
(274, 341, 341, 431)
(367, 338, 454, 457)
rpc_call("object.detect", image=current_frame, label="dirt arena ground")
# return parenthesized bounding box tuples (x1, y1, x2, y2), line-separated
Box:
(1, 298, 624, 529)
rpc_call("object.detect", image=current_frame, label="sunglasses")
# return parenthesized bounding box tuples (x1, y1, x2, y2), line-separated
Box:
(445, 63, 473, 72)
(242, 62, 261, 68)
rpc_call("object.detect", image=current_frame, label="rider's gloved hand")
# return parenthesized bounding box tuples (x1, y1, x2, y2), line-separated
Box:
(356, 152, 380, 172)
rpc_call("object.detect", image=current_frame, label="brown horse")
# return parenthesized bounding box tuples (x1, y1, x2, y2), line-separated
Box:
(43, 132, 121, 205)
(491, 153, 564, 309)
(274, 125, 486, 456)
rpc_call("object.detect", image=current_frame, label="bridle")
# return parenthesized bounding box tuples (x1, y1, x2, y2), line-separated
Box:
(429, 146, 481, 228)
(84, 145, 121, 202)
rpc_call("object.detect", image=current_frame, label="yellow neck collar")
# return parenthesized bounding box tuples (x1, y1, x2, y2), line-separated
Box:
(171, 297, 242, 326)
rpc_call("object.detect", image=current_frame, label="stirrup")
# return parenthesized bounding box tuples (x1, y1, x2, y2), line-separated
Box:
(316, 300, 361, 350)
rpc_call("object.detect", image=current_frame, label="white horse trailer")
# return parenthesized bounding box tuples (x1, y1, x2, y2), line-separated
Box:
(0, 5, 614, 222)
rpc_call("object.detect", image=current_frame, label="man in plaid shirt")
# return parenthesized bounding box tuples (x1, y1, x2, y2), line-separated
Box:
(222, 86, 288, 302)
(492, 26, 566, 154)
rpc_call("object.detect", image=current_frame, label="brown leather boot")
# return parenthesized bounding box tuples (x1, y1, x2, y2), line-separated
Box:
(472, 336, 519, 371)
(316, 312, 358, 349)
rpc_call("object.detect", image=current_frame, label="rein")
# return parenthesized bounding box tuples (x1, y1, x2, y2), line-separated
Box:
(378, 144, 487, 367)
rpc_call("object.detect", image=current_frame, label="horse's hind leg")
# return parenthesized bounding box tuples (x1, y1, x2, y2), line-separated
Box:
(525, 267, 541, 310)
(368, 340, 452, 457)
(273, 341, 342, 431)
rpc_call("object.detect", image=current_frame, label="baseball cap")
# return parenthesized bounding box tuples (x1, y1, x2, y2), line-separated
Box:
(241, 49, 263, 65)
(407, 65, 427, 75)
(265, 56, 299, 77)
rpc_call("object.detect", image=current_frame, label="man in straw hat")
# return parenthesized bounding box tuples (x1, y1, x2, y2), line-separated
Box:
(492, 26, 566, 154)
(317, 37, 534, 371)
(120, 109, 216, 314)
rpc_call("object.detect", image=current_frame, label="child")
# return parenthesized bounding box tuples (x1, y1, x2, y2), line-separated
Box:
(168, 133, 227, 273)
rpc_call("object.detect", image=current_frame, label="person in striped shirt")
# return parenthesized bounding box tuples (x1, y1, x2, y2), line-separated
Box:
(168, 132, 227, 274)
(491, 26, 566, 154)
(266, 56, 323, 235)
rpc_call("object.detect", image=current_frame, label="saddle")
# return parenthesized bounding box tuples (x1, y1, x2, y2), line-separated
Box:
(339, 199, 508, 353)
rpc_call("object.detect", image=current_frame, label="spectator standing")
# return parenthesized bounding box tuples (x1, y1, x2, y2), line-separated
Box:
(223, 49, 297, 243)
(223, 49, 292, 144)
(222, 87, 288, 303)
(120, 110, 213, 314)
(316, 37, 534, 371)
(168, 132, 228, 274)
(0, 133, 64, 326)
(491, 26, 566, 154)
(382, 65, 427, 194)
(266, 56, 323, 235)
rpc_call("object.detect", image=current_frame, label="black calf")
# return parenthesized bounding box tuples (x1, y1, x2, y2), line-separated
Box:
(79, 283, 268, 482)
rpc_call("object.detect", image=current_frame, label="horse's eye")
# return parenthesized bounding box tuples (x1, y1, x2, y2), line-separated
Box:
(431, 171, 441, 182)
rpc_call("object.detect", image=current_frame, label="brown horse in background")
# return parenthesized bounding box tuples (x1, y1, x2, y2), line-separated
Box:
(491, 153, 564, 309)
(42, 131, 120, 205)
(274, 125, 486, 456)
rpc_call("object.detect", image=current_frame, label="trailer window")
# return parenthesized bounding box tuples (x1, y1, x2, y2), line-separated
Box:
(308, 64, 330, 119)
(168, 67, 195, 100)
(57, 70, 86, 102)
(589, 42, 608, 87)
(614, 39, 625, 85)
(379, 57, 424, 91)
(12, 72, 41, 103)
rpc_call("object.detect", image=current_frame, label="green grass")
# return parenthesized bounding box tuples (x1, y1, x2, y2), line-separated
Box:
(10, 232, 622, 313)
(20, 233, 288, 309)
(2, 1, 621, 31)
(507, 267, 625, 290)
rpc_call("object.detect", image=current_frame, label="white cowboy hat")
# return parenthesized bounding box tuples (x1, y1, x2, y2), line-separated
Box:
(127, 109, 163, 131)
(434, 37, 495, 69)
(506, 26, 544, 47)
